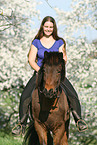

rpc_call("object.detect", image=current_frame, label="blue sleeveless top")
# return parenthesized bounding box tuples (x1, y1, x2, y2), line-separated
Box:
(32, 39, 64, 67)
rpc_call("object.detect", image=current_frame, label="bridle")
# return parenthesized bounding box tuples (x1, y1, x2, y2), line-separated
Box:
(37, 61, 62, 99)
(38, 86, 61, 99)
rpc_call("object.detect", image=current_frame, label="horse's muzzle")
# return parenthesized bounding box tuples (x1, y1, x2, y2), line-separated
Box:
(42, 88, 58, 98)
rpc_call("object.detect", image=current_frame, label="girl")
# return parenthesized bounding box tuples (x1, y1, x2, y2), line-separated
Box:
(12, 16, 87, 135)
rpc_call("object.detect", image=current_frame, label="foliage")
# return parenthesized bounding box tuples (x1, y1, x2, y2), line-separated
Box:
(0, 0, 40, 140)
(0, 0, 41, 89)
(0, 0, 97, 144)
(0, 131, 23, 145)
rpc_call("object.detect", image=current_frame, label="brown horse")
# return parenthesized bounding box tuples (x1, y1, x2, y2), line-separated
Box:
(24, 51, 70, 145)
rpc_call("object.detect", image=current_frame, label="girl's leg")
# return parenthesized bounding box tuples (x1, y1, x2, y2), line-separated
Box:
(19, 73, 36, 124)
(60, 77, 88, 131)
(12, 72, 36, 135)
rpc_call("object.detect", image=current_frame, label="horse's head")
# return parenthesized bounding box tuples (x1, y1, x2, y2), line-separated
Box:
(37, 51, 65, 98)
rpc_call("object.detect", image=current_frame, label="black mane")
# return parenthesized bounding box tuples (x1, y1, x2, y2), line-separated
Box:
(43, 51, 64, 66)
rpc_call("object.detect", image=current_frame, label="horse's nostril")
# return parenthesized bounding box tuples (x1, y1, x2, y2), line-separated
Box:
(49, 89, 53, 93)
(43, 87, 58, 98)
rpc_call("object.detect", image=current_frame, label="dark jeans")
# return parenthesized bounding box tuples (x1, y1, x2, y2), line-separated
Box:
(60, 78, 81, 122)
(19, 73, 82, 125)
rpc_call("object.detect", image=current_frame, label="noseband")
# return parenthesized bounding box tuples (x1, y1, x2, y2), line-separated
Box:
(38, 86, 60, 99)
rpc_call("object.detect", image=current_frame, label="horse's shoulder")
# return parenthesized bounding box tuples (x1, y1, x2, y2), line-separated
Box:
(60, 90, 69, 110)
(32, 88, 38, 101)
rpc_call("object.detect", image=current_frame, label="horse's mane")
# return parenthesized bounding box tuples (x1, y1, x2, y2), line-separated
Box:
(36, 51, 65, 87)
(43, 51, 64, 66)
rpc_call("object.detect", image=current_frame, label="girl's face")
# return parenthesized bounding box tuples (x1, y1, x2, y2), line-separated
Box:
(43, 21, 54, 36)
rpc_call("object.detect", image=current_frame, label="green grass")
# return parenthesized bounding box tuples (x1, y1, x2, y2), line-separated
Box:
(0, 132, 23, 145)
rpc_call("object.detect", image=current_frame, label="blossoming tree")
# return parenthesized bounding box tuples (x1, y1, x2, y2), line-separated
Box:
(0, 0, 97, 144)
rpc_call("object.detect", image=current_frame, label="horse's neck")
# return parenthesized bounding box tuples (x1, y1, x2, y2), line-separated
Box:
(40, 96, 57, 111)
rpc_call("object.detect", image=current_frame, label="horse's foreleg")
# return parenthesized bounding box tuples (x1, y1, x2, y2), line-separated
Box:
(53, 124, 68, 145)
(34, 120, 47, 145)
(53, 131, 68, 145)
(53, 124, 65, 145)
(60, 131, 68, 145)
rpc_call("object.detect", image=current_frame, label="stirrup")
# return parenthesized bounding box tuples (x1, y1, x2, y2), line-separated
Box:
(12, 123, 23, 135)
(77, 119, 88, 132)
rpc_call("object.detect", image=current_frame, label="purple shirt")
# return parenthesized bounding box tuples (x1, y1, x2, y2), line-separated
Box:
(32, 39, 64, 67)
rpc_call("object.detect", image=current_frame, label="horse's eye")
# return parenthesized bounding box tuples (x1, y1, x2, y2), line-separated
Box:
(58, 70, 61, 73)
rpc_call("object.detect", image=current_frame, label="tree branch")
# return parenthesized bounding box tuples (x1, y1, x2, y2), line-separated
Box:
(0, 26, 11, 32)
(45, 0, 53, 9)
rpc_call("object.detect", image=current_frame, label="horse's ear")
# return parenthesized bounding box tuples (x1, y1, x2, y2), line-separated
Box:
(59, 52, 63, 59)
(44, 51, 49, 59)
